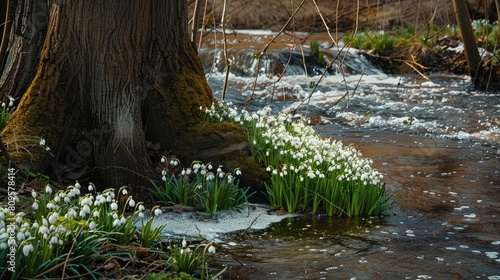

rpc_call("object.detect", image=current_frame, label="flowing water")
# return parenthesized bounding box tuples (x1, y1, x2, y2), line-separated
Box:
(197, 33, 500, 279)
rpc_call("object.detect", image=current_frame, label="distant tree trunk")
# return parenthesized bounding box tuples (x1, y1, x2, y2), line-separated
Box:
(496, 0, 500, 23)
(452, 0, 481, 79)
(0, 1, 214, 191)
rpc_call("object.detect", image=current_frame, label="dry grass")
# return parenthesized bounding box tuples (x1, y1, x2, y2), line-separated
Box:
(189, 0, 491, 33)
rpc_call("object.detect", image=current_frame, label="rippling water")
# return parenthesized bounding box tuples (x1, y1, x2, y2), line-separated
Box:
(200, 44, 500, 279)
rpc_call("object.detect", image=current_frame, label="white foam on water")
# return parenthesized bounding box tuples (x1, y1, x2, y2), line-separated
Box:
(146, 204, 296, 241)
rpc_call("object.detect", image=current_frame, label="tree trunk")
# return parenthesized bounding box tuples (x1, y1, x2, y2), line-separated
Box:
(0, 1, 49, 101)
(451, 0, 481, 79)
(496, 0, 500, 24)
(1, 0, 214, 193)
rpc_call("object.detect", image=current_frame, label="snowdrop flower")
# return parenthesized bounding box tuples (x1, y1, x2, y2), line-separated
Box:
(75, 181, 81, 189)
(122, 189, 128, 195)
(17, 232, 25, 242)
(22, 243, 34, 257)
(128, 197, 135, 208)
(96, 195, 105, 205)
(138, 204, 145, 212)
(31, 191, 37, 198)
(49, 235, 59, 245)
(93, 210, 99, 218)
(162, 175, 167, 181)
(112, 219, 121, 227)
(110, 202, 118, 211)
(182, 238, 187, 248)
(161, 170, 167, 176)
(82, 204, 91, 215)
(88, 184, 94, 191)
(154, 208, 162, 216)
(208, 245, 217, 254)
(45, 185, 53, 194)
(39, 138, 46, 146)
(8, 96, 15, 107)
(32, 201, 39, 211)
(161, 156, 166, 163)
(15, 215, 22, 224)
(206, 173, 215, 180)
(235, 169, 242, 176)
(48, 212, 59, 224)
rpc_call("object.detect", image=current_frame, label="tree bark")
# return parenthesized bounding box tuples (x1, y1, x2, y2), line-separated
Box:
(0, 1, 49, 102)
(1, 0, 214, 192)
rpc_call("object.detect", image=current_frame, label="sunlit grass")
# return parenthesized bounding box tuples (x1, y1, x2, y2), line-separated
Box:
(345, 21, 499, 55)
(203, 101, 393, 217)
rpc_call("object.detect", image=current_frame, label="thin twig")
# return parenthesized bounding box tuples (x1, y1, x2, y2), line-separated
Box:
(270, 0, 299, 102)
(61, 226, 85, 279)
(197, 0, 209, 51)
(247, 0, 306, 103)
(239, 212, 261, 236)
(220, 0, 230, 100)
(310, 0, 337, 46)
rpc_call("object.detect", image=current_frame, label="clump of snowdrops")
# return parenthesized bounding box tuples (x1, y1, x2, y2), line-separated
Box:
(0, 96, 16, 131)
(0, 183, 166, 279)
(151, 158, 253, 215)
(203, 101, 392, 216)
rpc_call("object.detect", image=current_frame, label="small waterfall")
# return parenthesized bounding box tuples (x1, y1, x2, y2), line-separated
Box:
(198, 47, 385, 77)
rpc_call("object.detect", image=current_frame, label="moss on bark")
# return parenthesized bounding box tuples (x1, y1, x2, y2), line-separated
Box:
(1, 61, 75, 171)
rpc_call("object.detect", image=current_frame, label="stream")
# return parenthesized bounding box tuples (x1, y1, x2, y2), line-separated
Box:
(196, 32, 500, 279)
